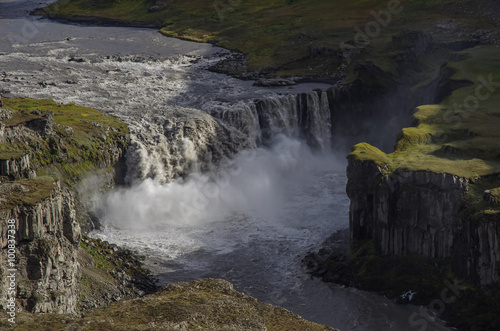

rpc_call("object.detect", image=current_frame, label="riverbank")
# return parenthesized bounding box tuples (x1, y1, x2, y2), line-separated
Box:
(37, 0, 491, 79)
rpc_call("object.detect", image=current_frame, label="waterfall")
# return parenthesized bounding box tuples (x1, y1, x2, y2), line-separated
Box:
(124, 90, 333, 183)
(210, 91, 332, 150)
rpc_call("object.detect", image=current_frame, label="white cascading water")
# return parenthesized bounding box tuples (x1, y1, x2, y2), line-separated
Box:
(210, 91, 332, 151)
(124, 91, 332, 184)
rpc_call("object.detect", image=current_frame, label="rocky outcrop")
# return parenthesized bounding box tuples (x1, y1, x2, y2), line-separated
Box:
(0, 104, 128, 183)
(328, 31, 475, 153)
(0, 154, 31, 178)
(347, 159, 468, 257)
(77, 236, 157, 311)
(347, 158, 500, 286)
(0, 182, 81, 313)
(0, 98, 143, 316)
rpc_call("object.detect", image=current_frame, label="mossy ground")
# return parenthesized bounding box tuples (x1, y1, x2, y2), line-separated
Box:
(79, 236, 150, 277)
(76, 236, 156, 311)
(0, 98, 128, 209)
(3, 98, 128, 179)
(41, 0, 485, 76)
(348, 44, 500, 221)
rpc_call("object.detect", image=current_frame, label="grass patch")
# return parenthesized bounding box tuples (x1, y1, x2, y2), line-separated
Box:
(0, 143, 26, 160)
(0, 177, 58, 210)
(79, 236, 152, 277)
(347, 142, 392, 170)
(79, 240, 117, 272)
(347, 45, 500, 221)
(349, 44, 500, 178)
(0, 98, 128, 213)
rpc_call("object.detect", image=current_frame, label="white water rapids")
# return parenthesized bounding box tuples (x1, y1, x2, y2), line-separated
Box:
(0, 1, 452, 329)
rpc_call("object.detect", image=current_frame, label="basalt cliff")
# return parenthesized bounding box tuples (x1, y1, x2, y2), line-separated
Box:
(0, 98, 158, 316)
(347, 156, 499, 286)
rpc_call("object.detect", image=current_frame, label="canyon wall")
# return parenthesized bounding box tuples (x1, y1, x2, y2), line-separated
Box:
(0, 98, 142, 314)
(346, 158, 500, 286)
(0, 183, 80, 313)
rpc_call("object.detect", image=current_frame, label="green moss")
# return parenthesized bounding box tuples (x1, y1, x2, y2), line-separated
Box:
(347, 143, 392, 169)
(487, 188, 500, 205)
(79, 241, 116, 272)
(459, 177, 500, 222)
(346, 44, 500, 228)
(79, 236, 151, 278)
(2, 98, 129, 182)
(349, 46, 500, 179)
(393, 45, 500, 178)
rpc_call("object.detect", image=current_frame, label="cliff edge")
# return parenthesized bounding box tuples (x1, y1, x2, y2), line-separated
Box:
(0, 97, 155, 315)
(347, 42, 500, 286)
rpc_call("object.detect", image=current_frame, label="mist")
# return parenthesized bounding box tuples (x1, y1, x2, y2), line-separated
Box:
(92, 135, 344, 232)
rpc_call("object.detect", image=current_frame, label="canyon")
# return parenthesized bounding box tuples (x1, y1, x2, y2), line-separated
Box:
(1, 0, 500, 330)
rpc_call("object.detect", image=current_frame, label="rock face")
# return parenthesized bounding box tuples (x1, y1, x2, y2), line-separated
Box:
(0, 182, 81, 313)
(0, 98, 144, 315)
(346, 158, 500, 286)
(453, 219, 500, 286)
(0, 154, 31, 178)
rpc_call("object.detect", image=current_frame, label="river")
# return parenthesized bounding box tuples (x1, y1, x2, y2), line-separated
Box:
(0, 1, 451, 330)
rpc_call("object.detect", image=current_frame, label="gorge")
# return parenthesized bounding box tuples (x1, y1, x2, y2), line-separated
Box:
(1, 0, 500, 330)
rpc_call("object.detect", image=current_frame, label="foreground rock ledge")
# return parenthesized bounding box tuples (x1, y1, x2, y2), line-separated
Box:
(0, 278, 337, 331)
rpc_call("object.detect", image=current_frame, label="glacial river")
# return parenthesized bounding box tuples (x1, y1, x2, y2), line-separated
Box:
(0, 1, 451, 330)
